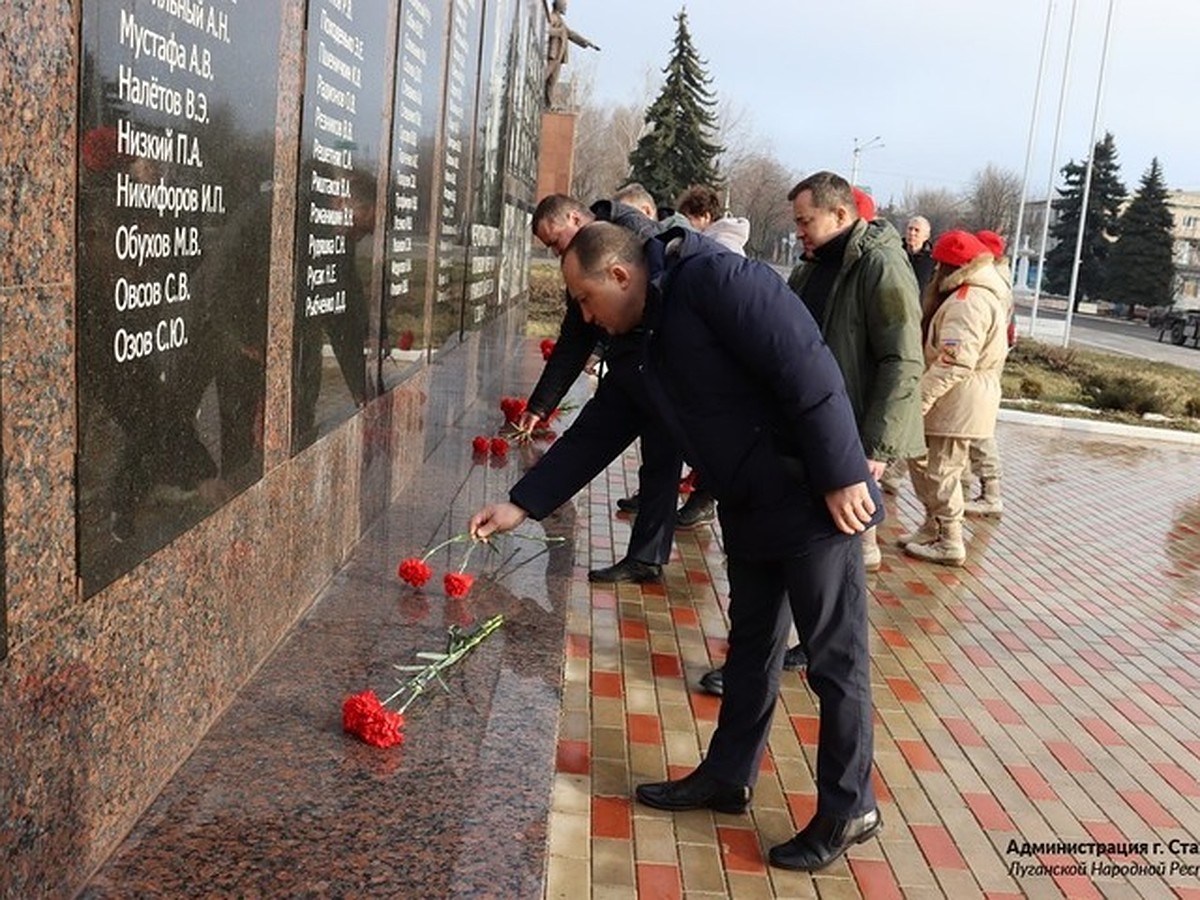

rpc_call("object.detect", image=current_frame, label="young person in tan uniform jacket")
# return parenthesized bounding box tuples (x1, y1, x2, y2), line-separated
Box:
(962, 229, 1014, 517)
(902, 231, 1010, 566)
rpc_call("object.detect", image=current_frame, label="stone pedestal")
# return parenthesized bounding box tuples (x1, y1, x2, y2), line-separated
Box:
(536, 110, 577, 200)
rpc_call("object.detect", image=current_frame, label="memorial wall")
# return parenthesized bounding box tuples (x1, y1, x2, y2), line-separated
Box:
(75, 0, 544, 588)
(0, 0, 547, 895)
(78, 2, 285, 594)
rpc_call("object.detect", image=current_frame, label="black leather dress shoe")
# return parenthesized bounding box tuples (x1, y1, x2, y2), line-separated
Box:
(676, 493, 716, 529)
(782, 645, 808, 671)
(616, 493, 640, 513)
(636, 768, 751, 814)
(768, 808, 882, 871)
(587, 558, 662, 584)
(698, 667, 724, 697)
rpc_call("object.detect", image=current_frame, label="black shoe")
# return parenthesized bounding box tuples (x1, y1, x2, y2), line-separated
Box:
(768, 808, 883, 871)
(782, 645, 808, 671)
(616, 492, 640, 513)
(676, 493, 716, 529)
(698, 667, 724, 697)
(587, 558, 662, 584)
(636, 768, 751, 814)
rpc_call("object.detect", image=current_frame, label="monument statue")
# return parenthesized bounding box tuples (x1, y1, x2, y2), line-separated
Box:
(545, 0, 599, 108)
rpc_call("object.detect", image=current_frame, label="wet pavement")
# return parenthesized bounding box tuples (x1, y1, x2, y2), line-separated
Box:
(84, 340, 1200, 898)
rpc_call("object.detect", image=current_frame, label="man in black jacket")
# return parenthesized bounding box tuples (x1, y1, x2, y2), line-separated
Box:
(904, 215, 935, 294)
(522, 194, 680, 584)
(470, 223, 883, 872)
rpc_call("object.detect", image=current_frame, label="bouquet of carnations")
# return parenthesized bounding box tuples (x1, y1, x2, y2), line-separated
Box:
(342, 529, 563, 748)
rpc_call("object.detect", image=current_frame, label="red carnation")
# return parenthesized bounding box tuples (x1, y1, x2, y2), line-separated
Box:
(342, 690, 406, 748)
(472, 436, 490, 454)
(489, 437, 509, 456)
(397, 557, 433, 587)
(397, 330, 414, 351)
(540, 339, 556, 360)
(500, 396, 527, 424)
(443, 572, 475, 598)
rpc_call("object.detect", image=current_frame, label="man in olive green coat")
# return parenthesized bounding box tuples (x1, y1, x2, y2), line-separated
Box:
(786, 171, 925, 570)
(700, 171, 924, 695)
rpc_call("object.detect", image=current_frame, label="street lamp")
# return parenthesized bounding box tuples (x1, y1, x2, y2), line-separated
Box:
(850, 135, 884, 186)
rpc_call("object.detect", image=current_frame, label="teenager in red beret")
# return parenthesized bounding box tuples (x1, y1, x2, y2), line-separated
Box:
(959, 230, 1016, 518)
(901, 231, 1009, 565)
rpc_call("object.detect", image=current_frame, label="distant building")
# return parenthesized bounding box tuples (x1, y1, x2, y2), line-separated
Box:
(1012, 189, 1200, 305)
(1169, 190, 1200, 306)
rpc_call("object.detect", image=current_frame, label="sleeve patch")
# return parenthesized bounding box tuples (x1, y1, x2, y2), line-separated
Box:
(955, 285, 971, 300)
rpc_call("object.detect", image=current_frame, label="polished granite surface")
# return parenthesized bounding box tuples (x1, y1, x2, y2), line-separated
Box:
(82, 343, 583, 898)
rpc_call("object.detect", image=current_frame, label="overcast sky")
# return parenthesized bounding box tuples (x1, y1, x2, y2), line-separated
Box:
(565, 0, 1200, 206)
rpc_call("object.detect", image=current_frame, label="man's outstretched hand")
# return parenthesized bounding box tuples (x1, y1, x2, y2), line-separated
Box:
(469, 501, 528, 540)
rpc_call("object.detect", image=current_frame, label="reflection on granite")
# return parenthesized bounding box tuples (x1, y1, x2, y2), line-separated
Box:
(82, 340, 578, 897)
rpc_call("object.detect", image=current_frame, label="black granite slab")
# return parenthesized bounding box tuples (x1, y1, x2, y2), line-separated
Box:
(77, 1, 283, 594)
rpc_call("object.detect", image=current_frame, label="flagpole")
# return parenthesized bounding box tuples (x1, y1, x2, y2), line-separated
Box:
(1030, 0, 1080, 338)
(1063, 0, 1117, 348)
(1011, 0, 1056, 292)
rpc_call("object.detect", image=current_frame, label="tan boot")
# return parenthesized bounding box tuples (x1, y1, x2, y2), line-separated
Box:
(904, 517, 966, 566)
(964, 478, 1004, 518)
(861, 526, 881, 572)
(880, 459, 907, 495)
(896, 518, 938, 547)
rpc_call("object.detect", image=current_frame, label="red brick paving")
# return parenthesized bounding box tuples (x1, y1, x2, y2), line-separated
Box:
(546, 419, 1200, 897)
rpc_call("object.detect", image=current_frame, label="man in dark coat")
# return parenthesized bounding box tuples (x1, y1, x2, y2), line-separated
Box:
(904, 214, 936, 295)
(522, 194, 679, 585)
(469, 223, 883, 872)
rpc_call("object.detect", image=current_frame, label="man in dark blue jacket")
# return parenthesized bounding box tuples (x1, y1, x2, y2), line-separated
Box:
(522, 194, 680, 585)
(469, 223, 883, 871)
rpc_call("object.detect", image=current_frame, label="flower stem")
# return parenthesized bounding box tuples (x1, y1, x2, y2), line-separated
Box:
(458, 539, 478, 573)
(420, 531, 471, 563)
(382, 614, 504, 712)
(507, 532, 567, 547)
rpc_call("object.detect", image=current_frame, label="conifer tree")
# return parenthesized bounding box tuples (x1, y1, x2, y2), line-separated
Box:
(1106, 158, 1176, 314)
(1043, 132, 1126, 301)
(627, 8, 723, 206)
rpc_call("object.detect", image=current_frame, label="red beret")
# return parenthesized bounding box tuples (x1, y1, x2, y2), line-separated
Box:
(975, 230, 1005, 258)
(932, 230, 989, 268)
(851, 187, 876, 221)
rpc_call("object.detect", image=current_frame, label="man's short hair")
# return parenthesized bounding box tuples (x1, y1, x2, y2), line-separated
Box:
(532, 193, 590, 232)
(786, 171, 856, 214)
(676, 184, 723, 221)
(565, 221, 645, 277)
(613, 182, 657, 215)
(907, 215, 931, 231)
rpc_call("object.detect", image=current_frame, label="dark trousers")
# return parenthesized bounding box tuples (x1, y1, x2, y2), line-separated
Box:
(700, 533, 876, 818)
(601, 352, 680, 566)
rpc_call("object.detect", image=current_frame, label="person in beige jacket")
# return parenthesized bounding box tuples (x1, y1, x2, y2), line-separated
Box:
(962, 229, 1014, 517)
(902, 231, 1010, 565)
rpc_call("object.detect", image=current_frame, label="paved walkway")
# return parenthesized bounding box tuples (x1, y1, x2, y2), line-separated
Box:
(85, 340, 1200, 898)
